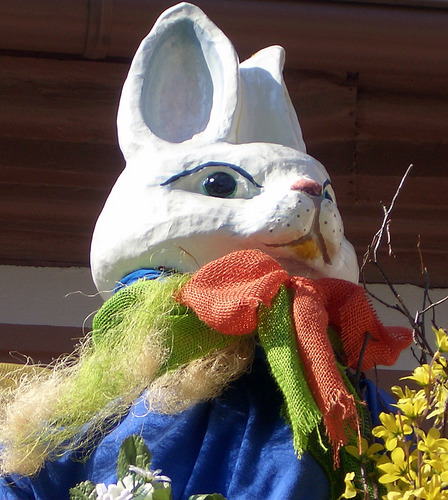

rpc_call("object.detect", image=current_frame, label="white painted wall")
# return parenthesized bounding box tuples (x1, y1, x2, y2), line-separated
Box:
(0, 266, 103, 328)
(367, 283, 448, 371)
(1, 265, 446, 371)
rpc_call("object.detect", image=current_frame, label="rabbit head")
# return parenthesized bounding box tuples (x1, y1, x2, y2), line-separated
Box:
(91, 2, 359, 297)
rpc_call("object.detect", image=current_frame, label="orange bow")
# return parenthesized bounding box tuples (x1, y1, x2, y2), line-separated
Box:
(177, 250, 412, 456)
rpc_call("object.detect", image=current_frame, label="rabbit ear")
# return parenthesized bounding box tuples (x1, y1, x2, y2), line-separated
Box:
(238, 46, 306, 153)
(117, 2, 240, 157)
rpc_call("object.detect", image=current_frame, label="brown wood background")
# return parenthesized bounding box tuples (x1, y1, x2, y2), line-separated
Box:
(1, 1, 448, 285)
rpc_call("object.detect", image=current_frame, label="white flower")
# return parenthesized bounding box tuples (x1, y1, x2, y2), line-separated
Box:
(136, 482, 156, 496)
(128, 465, 171, 486)
(95, 475, 135, 500)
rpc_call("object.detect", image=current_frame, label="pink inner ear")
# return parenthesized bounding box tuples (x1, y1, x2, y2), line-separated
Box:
(290, 179, 322, 196)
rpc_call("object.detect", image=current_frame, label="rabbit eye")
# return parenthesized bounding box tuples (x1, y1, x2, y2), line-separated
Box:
(323, 180, 336, 204)
(161, 161, 262, 199)
(202, 171, 237, 198)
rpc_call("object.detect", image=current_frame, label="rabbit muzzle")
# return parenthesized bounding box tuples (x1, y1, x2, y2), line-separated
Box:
(262, 184, 343, 268)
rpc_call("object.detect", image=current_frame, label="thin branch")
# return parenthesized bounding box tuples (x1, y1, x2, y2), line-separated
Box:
(419, 295, 448, 317)
(360, 164, 439, 360)
(412, 309, 433, 358)
(356, 331, 376, 383)
(386, 219, 394, 257)
(361, 164, 413, 270)
(371, 261, 419, 330)
(417, 234, 425, 276)
(362, 287, 403, 313)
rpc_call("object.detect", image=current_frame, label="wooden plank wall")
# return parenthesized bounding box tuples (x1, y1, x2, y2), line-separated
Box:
(1, 55, 448, 284)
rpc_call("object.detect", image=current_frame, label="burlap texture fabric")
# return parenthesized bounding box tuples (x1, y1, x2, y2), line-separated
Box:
(178, 249, 413, 460)
(177, 250, 289, 335)
(91, 250, 411, 468)
(288, 276, 359, 461)
(316, 278, 413, 371)
(257, 286, 321, 454)
(92, 278, 241, 373)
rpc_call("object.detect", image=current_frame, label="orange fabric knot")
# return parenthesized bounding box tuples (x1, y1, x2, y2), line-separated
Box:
(177, 250, 289, 335)
(177, 249, 413, 456)
(316, 278, 413, 371)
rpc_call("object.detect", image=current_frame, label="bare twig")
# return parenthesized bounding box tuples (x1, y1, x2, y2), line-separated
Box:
(417, 234, 425, 276)
(367, 260, 419, 331)
(413, 236, 436, 362)
(361, 164, 413, 270)
(360, 164, 441, 361)
(419, 295, 448, 317)
(356, 331, 376, 383)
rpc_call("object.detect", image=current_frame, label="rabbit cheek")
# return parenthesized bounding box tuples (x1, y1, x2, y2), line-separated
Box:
(265, 194, 316, 238)
(318, 200, 344, 261)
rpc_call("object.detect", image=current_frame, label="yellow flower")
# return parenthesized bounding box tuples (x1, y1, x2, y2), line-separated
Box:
(395, 397, 427, 421)
(435, 327, 448, 353)
(440, 355, 448, 368)
(421, 474, 448, 500)
(345, 437, 384, 461)
(427, 392, 448, 424)
(402, 365, 432, 387)
(384, 481, 424, 500)
(402, 363, 444, 387)
(387, 489, 423, 500)
(427, 402, 446, 422)
(417, 427, 448, 456)
(344, 326, 448, 499)
(385, 492, 402, 500)
(377, 447, 412, 484)
(440, 468, 448, 483)
(372, 413, 412, 451)
(339, 472, 357, 499)
(426, 450, 448, 475)
(391, 385, 421, 403)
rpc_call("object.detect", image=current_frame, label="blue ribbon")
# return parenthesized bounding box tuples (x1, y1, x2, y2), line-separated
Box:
(114, 268, 175, 293)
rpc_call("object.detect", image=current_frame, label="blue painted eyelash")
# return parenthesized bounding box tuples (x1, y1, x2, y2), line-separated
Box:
(160, 162, 263, 188)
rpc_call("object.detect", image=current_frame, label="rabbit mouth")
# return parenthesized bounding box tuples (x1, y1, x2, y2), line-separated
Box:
(265, 232, 332, 265)
(264, 197, 333, 265)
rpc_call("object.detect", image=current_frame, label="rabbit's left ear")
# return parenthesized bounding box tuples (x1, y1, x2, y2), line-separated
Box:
(238, 46, 306, 153)
(117, 2, 240, 158)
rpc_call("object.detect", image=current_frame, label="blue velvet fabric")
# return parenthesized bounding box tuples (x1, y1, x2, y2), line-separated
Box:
(0, 353, 394, 500)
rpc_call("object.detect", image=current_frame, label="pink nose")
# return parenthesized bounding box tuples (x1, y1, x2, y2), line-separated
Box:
(290, 179, 322, 196)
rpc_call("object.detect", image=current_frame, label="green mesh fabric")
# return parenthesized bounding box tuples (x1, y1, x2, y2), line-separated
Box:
(257, 285, 321, 453)
(92, 277, 371, 497)
(92, 278, 241, 375)
(92, 279, 160, 340)
(162, 307, 240, 371)
(258, 287, 378, 499)
(307, 426, 344, 500)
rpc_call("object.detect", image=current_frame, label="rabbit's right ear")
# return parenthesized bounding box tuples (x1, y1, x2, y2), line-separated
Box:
(117, 2, 240, 158)
(238, 46, 306, 153)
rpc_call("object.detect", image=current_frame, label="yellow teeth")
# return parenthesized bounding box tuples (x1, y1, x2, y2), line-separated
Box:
(288, 239, 322, 261)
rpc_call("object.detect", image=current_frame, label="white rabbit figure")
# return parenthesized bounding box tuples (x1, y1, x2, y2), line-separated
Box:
(0, 6, 414, 499)
(90, 2, 359, 297)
